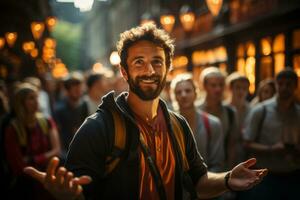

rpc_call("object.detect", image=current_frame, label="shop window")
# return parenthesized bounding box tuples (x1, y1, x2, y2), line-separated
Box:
(236, 41, 256, 94)
(260, 56, 272, 80)
(261, 37, 272, 56)
(293, 29, 300, 49)
(192, 46, 228, 75)
(273, 34, 285, 74)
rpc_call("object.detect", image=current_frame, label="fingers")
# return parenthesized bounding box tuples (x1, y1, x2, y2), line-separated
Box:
(63, 172, 74, 189)
(23, 166, 46, 183)
(45, 156, 60, 182)
(77, 176, 92, 185)
(242, 158, 257, 168)
(54, 167, 67, 186)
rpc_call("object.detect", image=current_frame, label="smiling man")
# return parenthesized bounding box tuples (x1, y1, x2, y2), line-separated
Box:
(24, 23, 267, 200)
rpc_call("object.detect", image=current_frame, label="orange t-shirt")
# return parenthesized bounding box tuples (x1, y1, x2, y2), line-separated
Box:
(135, 106, 176, 200)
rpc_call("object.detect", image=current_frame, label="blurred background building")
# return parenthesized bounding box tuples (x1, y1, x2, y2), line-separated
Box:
(0, 0, 300, 97)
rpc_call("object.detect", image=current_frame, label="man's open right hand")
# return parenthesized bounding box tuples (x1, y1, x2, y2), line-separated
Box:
(24, 157, 92, 200)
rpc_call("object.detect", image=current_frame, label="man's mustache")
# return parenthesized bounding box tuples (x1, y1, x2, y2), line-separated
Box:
(136, 75, 161, 82)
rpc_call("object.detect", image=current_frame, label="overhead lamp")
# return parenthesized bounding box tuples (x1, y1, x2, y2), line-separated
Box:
(206, 0, 223, 17)
(5, 32, 18, 47)
(160, 14, 175, 33)
(179, 5, 195, 32)
(46, 16, 57, 31)
(31, 22, 45, 40)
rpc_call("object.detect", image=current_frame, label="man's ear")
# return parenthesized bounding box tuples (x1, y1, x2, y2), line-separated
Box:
(120, 66, 128, 81)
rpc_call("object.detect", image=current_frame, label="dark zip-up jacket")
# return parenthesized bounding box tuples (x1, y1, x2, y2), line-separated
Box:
(65, 91, 207, 199)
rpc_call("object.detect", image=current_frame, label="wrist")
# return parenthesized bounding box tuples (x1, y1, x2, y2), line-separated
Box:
(224, 172, 235, 192)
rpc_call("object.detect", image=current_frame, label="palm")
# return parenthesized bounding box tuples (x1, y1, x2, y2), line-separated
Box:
(229, 158, 267, 191)
(24, 157, 92, 200)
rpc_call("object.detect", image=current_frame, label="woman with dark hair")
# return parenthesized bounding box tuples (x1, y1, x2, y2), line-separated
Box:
(4, 83, 61, 200)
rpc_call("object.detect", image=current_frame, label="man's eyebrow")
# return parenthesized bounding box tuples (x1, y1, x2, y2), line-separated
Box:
(153, 56, 164, 60)
(130, 56, 144, 62)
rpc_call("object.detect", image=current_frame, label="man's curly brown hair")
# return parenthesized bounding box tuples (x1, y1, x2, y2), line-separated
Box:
(116, 23, 175, 72)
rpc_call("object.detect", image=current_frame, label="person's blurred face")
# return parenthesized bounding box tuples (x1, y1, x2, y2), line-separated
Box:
(24, 91, 39, 114)
(91, 78, 110, 98)
(175, 80, 196, 110)
(123, 40, 167, 101)
(276, 78, 297, 100)
(260, 84, 275, 101)
(204, 76, 225, 102)
(67, 83, 83, 102)
(231, 80, 249, 101)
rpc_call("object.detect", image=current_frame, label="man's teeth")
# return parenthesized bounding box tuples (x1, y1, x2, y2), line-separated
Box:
(142, 79, 156, 83)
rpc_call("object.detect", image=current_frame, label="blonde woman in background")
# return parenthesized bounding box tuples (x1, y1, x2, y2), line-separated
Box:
(171, 73, 224, 172)
(4, 83, 60, 200)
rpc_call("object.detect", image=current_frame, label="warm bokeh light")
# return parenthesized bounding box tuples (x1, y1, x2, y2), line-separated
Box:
(206, 0, 223, 16)
(46, 16, 57, 31)
(110, 51, 121, 66)
(274, 53, 285, 75)
(52, 61, 69, 78)
(273, 33, 285, 53)
(214, 46, 227, 62)
(180, 12, 195, 32)
(92, 62, 103, 73)
(172, 56, 188, 68)
(5, 32, 18, 47)
(261, 38, 271, 56)
(22, 41, 35, 54)
(246, 42, 255, 57)
(44, 38, 56, 48)
(0, 37, 5, 49)
(160, 14, 175, 33)
(30, 48, 39, 58)
(31, 22, 45, 40)
(192, 51, 207, 65)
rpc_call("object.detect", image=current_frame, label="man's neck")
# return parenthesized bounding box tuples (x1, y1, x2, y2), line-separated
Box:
(277, 96, 294, 112)
(205, 96, 222, 110)
(88, 91, 101, 103)
(127, 91, 160, 120)
(230, 96, 246, 110)
(180, 106, 196, 121)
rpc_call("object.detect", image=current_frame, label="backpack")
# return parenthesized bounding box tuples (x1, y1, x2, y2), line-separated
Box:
(104, 109, 189, 175)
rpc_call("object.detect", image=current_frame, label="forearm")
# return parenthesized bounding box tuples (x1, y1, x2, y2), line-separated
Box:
(196, 172, 228, 199)
(245, 141, 271, 152)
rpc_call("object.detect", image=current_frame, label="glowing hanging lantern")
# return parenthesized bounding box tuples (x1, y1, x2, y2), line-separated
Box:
(46, 16, 57, 31)
(160, 14, 175, 33)
(179, 5, 195, 32)
(31, 22, 45, 40)
(5, 32, 18, 47)
(206, 0, 223, 17)
(110, 51, 121, 66)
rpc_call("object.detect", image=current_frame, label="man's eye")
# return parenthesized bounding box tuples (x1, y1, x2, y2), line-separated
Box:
(152, 60, 163, 66)
(134, 60, 144, 65)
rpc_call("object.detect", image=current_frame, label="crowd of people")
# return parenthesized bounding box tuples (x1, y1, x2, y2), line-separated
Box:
(0, 23, 299, 200)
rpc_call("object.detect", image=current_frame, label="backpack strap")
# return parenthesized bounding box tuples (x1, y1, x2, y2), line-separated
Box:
(104, 109, 126, 176)
(169, 112, 189, 172)
(254, 104, 266, 142)
(224, 106, 234, 160)
(201, 112, 211, 156)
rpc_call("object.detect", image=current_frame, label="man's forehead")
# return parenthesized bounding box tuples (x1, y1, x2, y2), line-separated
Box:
(129, 40, 164, 52)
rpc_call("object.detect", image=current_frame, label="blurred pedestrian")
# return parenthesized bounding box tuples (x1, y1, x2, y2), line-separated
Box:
(171, 73, 224, 172)
(242, 68, 300, 200)
(4, 83, 60, 199)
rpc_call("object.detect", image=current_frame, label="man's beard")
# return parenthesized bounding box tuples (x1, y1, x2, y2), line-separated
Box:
(127, 73, 167, 101)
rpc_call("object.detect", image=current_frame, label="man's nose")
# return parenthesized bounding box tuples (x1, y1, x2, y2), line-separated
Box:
(145, 63, 155, 75)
